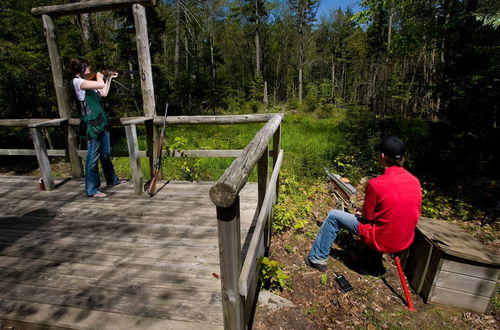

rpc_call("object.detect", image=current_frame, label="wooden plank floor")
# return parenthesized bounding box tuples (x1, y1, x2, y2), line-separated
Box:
(0, 175, 259, 330)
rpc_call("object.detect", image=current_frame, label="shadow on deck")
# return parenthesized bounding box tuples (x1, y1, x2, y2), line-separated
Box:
(0, 175, 258, 329)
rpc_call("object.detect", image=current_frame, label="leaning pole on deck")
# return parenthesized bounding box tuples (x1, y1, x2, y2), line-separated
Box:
(31, 0, 157, 181)
(41, 14, 83, 178)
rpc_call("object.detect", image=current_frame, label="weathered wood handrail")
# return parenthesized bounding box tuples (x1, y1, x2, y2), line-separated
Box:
(121, 116, 152, 125)
(0, 119, 60, 127)
(31, 0, 156, 17)
(0, 114, 279, 128)
(239, 149, 283, 297)
(120, 113, 279, 125)
(209, 114, 283, 208)
(27, 118, 68, 128)
(211, 114, 283, 329)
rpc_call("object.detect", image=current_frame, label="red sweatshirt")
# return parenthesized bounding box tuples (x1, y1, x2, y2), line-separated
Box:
(357, 166, 422, 253)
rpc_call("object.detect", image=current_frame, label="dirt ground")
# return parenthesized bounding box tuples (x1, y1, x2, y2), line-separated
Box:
(252, 185, 500, 330)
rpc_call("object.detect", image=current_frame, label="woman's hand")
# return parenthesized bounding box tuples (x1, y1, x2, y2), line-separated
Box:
(99, 71, 118, 97)
(96, 72, 104, 81)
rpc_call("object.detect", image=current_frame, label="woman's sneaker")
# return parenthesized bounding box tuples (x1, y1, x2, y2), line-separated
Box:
(92, 191, 108, 198)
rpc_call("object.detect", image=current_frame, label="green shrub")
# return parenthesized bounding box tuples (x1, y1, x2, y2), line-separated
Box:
(273, 171, 312, 232)
(259, 257, 289, 291)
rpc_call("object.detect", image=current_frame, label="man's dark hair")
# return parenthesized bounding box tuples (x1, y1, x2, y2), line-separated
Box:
(379, 136, 405, 167)
(383, 156, 404, 167)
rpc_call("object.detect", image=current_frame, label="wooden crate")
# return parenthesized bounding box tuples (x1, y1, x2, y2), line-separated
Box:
(405, 217, 499, 313)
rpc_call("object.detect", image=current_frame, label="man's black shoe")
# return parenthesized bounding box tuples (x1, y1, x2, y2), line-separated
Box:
(304, 256, 327, 272)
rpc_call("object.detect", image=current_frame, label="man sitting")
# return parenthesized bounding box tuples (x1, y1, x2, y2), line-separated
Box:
(305, 136, 422, 272)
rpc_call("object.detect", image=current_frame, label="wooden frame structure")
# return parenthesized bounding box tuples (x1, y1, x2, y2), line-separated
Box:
(29, 0, 158, 179)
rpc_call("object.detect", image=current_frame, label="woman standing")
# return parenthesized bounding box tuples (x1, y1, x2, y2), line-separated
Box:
(70, 57, 121, 198)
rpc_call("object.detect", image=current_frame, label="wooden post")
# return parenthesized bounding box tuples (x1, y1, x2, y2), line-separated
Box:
(30, 127, 55, 191)
(132, 4, 155, 117)
(144, 118, 155, 178)
(257, 147, 269, 213)
(272, 123, 281, 201)
(258, 147, 270, 248)
(133, 4, 158, 179)
(125, 124, 143, 195)
(216, 197, 244, 330)
(42, 14, 83, 178)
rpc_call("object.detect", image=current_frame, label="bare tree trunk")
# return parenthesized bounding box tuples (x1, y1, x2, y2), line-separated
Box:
(387, 12, 393, 53)
(174, 0, 180, 78)
(274, 52, 281, 103)
(184, 32, 189, 73)
(298, 63, 303, 104)
(255, 0, 261, 78)
(263, 81, 268, 103)
(210, 36, 215, 79)
(77, 0, 93, 53)
(331, 60, 336, 102)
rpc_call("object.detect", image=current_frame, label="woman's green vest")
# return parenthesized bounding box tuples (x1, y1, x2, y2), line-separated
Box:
(79, 89, 109, 139)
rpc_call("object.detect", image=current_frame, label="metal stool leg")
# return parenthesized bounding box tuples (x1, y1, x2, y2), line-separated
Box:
(393, 255, 416, 311)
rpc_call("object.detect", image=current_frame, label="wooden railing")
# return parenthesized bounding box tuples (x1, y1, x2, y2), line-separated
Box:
(0, 113, 282, 193)
(209, 114, 283, 329)
(0, 113, 284, 328)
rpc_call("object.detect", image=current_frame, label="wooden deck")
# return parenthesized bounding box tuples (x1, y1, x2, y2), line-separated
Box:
(0, 175, 259, 329)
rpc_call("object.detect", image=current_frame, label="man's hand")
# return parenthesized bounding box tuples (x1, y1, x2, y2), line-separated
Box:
(354, 209, 362, 216)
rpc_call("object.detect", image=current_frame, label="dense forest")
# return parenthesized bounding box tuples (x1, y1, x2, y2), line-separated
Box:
(0, 0, 499, 202)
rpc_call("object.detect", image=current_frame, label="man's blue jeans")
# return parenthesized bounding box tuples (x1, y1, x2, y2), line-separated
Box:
(85, 131, 119, 196)
(308, 210, 360, 265)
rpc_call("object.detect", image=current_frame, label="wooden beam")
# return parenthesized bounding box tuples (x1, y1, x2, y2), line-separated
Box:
(257, 147, 269, 211)
(31, 0, 156, 17)
(28, 119, 67, 128)
(272, 123, 281, 201)
(133, 4, 155, 117)
(0, 119, 53, 127)
(30, 128, 55, 191)
(41, 16, 71, 120)
(216, 197, 244, 330)
(239, 149, 283, 297)
(121, 116, 152, 125)
(120, 114, 282, 125)
(209, 114, 282, 208)
(156, 113, 282, 125)
(42, 14, 83, 178)
(125, 124, 143, 195)
(145, 118, 155, 179)
(163, 150, 242, 158)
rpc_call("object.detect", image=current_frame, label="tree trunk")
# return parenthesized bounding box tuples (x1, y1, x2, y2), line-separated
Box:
(263, 81, 268, 104)
(255, 0, 261, 78)
(331, 60, 336, 102)
(78, 0, 92, 53)
(174, 0, 180, 78)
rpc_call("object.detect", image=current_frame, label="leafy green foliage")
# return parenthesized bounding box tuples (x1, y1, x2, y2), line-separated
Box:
(272, 170, 312, 232)
(320, 273, 328, 287)
(303, 305, 318, 315)
(421, 187, 477, 222)
(259, 257, 289, 291)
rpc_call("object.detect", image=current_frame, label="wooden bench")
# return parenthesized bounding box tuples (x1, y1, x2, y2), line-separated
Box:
(404, 217, 500, 313)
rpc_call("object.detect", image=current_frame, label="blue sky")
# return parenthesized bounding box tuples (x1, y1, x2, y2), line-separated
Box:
(316, 0, 361, 17)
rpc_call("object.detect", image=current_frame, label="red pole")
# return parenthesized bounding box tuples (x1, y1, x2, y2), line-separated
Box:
(394, 255, 416, 311)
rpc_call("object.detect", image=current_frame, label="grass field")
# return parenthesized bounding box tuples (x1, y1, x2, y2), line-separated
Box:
(109, 112, 349, 183)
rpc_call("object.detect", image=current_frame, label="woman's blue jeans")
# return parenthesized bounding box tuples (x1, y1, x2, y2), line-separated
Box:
(308, 210, 360, 265)
(85, 131, 119, 196)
